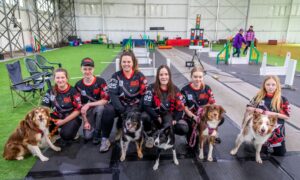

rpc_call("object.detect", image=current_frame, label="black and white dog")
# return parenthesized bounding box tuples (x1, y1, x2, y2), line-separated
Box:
(152, 126, 179, 170)
(120, 109, 144, 161)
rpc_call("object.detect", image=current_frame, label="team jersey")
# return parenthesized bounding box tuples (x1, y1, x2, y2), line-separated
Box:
(181, 83, 215, 115)
(42, 84, 82, 119)
(143, 84, 184, 120)
(75, 76, 109, 105)
(108, 70, 147, 110)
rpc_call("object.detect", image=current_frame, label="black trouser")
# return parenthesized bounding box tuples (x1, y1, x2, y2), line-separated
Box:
(50, 113, 82, 141)
(243, 41, 252, 54)
(272, 141, 286, 156)
(233, 47, 241, 57)
(142, 111, 189, 136)
(85, 104, 115, 139)
(101, 104, 116, 138)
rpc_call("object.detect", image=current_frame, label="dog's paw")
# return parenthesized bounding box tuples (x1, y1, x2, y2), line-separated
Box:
(40, 156, 49, 162)
(16, 156, 24, 160)
(207, 156, 213, 162)
(230, 149, 237, 155)
(199, 153, 204, 160)
(53, 146, 61, 152)
(153, 163, 159, 171)
(137, 152, 143, 159)
(174, 158, 179, 165)
(256, 157, 263, 164)
(120, 154, 126, 162)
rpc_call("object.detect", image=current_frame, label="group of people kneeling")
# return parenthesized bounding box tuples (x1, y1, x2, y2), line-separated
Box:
(42, 50, 290, 156)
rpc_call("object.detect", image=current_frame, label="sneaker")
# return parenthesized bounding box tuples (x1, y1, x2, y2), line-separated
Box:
(215, 137, 221, 144)
(92, 137, 101, 145)
(99, 138, 111, 153)
(145, 136, 154, 148)
(115, 129, 122, 141)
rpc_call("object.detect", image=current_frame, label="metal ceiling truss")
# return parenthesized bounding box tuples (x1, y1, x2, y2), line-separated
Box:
(58, 0, 76, 43)
(0, 0, 25, 58)
(26, 0, 59, 48)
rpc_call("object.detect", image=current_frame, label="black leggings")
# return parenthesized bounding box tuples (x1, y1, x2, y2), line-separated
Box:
(101, 104, 116, 138)
(50, 113, 82, 141)
(141, 111, 189, 136)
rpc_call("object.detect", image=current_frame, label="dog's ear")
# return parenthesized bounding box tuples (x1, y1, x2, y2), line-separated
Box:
(163, 126, 171, 134)
(268, 115, 278, 126)
(252, 111, 261, 122)
(218, 105, 226, 115)
(200, 105, 210, 120)
(25, 109, 35, 122)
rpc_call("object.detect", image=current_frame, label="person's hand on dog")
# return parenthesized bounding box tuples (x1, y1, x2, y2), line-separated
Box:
(84, 121, 91, 130)
(157, 117, 162, 124)
(55, 119, 65, 127)
(172, 120, 177, 125)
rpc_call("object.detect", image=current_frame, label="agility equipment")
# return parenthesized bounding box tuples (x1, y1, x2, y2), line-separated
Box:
(260, 52, 297, 89)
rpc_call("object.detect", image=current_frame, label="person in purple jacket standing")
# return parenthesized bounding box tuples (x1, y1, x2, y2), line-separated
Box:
(232, 29, 247, 58)
(243, 25, 255, 55)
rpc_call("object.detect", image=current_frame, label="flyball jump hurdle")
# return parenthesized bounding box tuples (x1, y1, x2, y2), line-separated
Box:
(116, 52, 170, 76)
(217, 41, 259, 65)
(260, 52, 297, 89)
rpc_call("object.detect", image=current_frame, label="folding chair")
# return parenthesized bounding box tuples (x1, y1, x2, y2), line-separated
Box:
(6, 61, 46, 108)
(35, 54, 62, 74)
(24, 58, 52, 89)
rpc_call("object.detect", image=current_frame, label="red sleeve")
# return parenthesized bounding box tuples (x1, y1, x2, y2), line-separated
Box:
(139, 75, 148, 95)
(207, 87, 216, 104)
(175, 92, 184, 111)
(72, 91, 82, 111)
(100, 82, 109, 101)
(280, 98, 290, 117)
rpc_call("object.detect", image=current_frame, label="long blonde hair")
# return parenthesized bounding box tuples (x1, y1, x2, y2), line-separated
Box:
(254, 75, 282, 111)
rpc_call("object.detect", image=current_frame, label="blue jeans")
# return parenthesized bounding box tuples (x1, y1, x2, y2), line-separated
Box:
(233, 48, 241, 57)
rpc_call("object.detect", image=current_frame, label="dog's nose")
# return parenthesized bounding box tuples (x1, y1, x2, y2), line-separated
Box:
(154, 142, 158, 146)
(261, 128, 265, 133)
(39, 115, 43, 119)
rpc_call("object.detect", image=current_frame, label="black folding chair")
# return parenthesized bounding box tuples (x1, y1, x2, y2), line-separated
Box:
(35, 54, 62, 74)
(24, 58, 52, 89)
(6, 61, 46, 108)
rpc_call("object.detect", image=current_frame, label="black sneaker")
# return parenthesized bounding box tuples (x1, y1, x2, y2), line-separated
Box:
(215, 137, 221, 144)
(92, 137, 101, 145)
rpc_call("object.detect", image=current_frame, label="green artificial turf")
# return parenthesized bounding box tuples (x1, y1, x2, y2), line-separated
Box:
(0, 44, 120, 180)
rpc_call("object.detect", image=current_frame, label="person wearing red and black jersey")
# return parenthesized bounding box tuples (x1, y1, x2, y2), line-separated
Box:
(181, 66, 223, 145)
(108, 50, 147, 140)
(42, 68, 82, 146)
(75, 58, 115, 152)
(142, 65, 188, 148)
(247, 75, 290, 156)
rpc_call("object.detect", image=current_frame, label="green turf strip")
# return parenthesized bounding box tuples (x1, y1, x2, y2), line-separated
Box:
(0, 44, 120, 180)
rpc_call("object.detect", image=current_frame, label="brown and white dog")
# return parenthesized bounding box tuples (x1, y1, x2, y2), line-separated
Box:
(3, 107, 61, 161)
(198, 104, 225, 161)
(230, 111, 277, 163)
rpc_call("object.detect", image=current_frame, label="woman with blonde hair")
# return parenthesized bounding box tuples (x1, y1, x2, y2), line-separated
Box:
(247, 75, 290, 156)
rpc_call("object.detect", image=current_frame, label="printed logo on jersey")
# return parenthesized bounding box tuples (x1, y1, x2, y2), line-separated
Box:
(93, 88, 100, 95)
(119, 80, 124, 87)
(130, 80, 139, 87)
(108, 78, 118, 89)
(63, 97, 71, 103)
(81, 90, 87, 96)
(187, 94, 193, 100)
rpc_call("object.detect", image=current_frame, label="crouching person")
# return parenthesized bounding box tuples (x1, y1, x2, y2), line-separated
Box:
(42, 68, 82, 147)
(75, 58, 115, 152)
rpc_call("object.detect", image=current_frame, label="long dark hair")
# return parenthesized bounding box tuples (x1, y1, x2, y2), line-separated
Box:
(52, 68, 69, 96)
(119, 50, 139, 72)
(154, 65, 176, 100)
